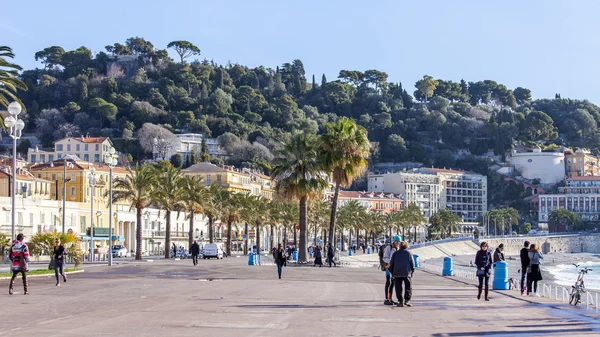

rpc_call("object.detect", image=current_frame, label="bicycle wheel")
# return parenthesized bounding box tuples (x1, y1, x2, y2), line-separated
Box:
(569, 291, 577, 305)
(574, 293, 581, 306)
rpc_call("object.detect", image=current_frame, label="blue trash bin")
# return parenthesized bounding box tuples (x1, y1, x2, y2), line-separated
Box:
(413, 254, 419, 268)
(348, 249, 353, 256)
(367, 247, 371, 254)
(442, 257, 453, 276)
(248, 252, 255, 265)
(492, 261, 509, 290)
(292, 251, 298, 261)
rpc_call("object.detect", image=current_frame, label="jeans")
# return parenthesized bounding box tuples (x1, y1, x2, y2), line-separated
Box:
(520, 267, 527, 293)
(328, 256, 336, 267)
(276, 260, 284, 278)
(394, 276, 412, 303)
(192, 254, 198, 266)
(54, 259, 65, 283)
(477, 275, 490, 289)
(385, 269, 394, 299)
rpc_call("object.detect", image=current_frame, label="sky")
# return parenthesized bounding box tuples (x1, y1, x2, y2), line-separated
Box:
(2, 0, 600, 103)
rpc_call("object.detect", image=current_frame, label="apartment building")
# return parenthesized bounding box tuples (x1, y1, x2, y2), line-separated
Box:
(0, 167, 52, 199)
(565, 149, 600, 178)
(539, 176, 600, 225)
(28, 136, 114, 164)
(182, 162, 273, 199)
(334, 191, 404, 213)
(368, 167, 487, 223)
(152, 133, 226, 161)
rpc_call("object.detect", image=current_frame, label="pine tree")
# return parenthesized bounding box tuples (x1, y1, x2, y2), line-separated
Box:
(216, 68, 224, 88)
(321, 74, 327, 91)
(311, 74, 317, 93)
(201, 137, 209, 159)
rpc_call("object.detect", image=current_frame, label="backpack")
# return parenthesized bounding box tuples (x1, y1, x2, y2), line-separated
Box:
(378, 244, 387, 271)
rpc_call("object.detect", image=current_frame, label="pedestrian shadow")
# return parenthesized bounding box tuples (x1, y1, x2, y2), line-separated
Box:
(430, 326, 594, 336)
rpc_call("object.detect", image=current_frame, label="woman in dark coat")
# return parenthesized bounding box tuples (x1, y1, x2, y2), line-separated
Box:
(475, 241, 493, 301)
(314, 246, 323, 267)
(275, 244, 286, 279)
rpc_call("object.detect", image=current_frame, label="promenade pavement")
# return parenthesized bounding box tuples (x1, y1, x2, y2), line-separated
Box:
(1, 256, 599, 337)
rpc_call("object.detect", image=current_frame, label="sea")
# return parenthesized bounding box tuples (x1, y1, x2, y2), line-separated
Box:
(546, 262, 600, 290)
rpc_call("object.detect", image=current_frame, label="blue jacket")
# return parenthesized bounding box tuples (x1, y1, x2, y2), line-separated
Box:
(389, 248, 414, 278)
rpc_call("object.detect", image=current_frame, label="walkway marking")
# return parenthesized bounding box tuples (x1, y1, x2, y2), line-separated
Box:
(325, 317, 403, 323)
(37, 315, 73, 325)
(181, 322, 288, 329)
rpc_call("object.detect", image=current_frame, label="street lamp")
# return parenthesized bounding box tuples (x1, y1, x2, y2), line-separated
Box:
(88, 166, 97, 262)
(5, 102, 24, 240)
(61, 155, 74, 234)
(105, 147, 117, 266)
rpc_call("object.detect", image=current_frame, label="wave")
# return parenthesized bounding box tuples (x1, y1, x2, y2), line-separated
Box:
(545, 262, 600, 290)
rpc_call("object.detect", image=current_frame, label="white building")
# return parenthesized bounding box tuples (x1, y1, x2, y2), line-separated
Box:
(507, 147, 565, 184)
(368, 167, 487, 224)
(539, 176, 600, 225)
(28, 136, 114, 164)
(152, 133, 225, 161)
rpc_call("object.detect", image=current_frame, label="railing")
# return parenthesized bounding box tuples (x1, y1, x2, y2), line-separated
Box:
(419, 262, 600, 310)
(411, 236, 474, 249)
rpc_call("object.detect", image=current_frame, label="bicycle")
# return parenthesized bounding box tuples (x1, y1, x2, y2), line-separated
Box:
(569, 264, 592, 306)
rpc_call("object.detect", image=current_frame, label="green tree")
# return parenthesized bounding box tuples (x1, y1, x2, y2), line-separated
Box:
(151, 162, 185, 258)
(548, 208, 580, 233)
(520, 111, 558, 141)
(181, 176, 207, 247)
(0, 46, 27, 128)
(170, 153, 183, 168)
(320, 117, 370, 250)
(414, 75, 439, 102)
(34, 46, 65, 70)
(167, 40, 201, 63)
(111, 164, 158, 260)
(271, 133, 329, 263)
(403, 203, 426, 241)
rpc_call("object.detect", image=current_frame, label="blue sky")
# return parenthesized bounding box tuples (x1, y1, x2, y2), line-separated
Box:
(2, 0, 599, 103)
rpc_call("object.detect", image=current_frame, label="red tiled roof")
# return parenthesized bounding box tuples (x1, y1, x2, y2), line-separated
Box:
(566, 176, 600, 181)
(337, 191, 363, 198)
(81, 137, 106, 143)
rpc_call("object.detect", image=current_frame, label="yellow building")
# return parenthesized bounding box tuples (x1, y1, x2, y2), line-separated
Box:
(28, 136, 114, 164)
(183, 162, 273, 199)
(566, 149, 600, 178)
(0, 167, 52, 199)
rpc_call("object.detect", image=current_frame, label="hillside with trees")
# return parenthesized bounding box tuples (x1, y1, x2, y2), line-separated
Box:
(9, 37, 600, 174)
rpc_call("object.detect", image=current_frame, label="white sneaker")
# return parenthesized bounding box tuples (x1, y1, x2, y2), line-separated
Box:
(534, 293, 540, 297)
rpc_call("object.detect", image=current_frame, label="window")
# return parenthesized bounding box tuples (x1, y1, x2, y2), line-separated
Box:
(17, 212, 23, 226)
(40, 213, 46, 224)
(67, 144, 71, 151)
(206, 175, 211, 183)
(84, 154, 89, 161)
(80, 216, 86, 233)
(57, 144, 63, 151)
(94, 154, 100, 162)
(31, 154, 36, 162)
(217, 175, 222, 182)
(29, 213, 34, 227)
(48, 155, 54, 162)
(40, 154, 46, 162)
(95, 144, 99, 151)
(85, 144, 89, 151)
(71, 187, 76, 196)
(51, 174, 56, 181)
(76, 144, 80, 151)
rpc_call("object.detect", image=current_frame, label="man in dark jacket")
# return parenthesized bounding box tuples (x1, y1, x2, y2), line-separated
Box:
(327, 244, 336, 267)
(389, 241, 414, 307)
(519, 241, 530, 295)
(190, 240, 200, 266)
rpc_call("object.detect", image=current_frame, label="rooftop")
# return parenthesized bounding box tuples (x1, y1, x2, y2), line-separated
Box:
(566, 176, 600, 181)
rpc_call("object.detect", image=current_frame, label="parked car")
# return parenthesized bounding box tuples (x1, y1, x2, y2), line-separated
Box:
(112, 245, 128, 258)
(202, 244, 223, 259)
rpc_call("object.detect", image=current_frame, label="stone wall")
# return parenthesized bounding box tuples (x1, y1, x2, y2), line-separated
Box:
(480, 234, 600, 255)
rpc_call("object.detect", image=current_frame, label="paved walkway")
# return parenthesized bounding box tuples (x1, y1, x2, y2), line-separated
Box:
(1, 258, 598, 336)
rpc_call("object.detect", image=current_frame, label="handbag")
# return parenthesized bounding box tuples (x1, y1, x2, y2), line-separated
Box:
(526, 265, 532, 274)
(476, 269, 485, 276)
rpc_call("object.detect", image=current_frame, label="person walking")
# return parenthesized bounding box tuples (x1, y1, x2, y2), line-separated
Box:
(519, 241, 531, 295)
(382, 235, 401, 305)
(389, 241, 415, 307)
(190, 240, 200, 266)
(53, 238, 67, 286)
(275, 244, 286, 279)
(527, 243, 543, 296)
(327, 244, 336, 267)
(493, 243, 505, 264)
(9, 233, 30, 295)
(475, 241, 492, 301)
(171, 242, 177, 258)
(314, 246, 323, 267)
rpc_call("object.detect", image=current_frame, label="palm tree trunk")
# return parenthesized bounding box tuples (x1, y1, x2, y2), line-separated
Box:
(270, 224, 274, 251)
(256, 221, 261, 264)
(244, 222, 248, 255)
(188, 210, 194, 248)
(226, 215, 232, 256)
(348, 228, 352, 252)
(293, 227, 297, 248)
(323, 229, 327, 248)
(209, 215, 214, 243)
(283, 226, 287, 246)
(164, 210, 171, 259)
(135, 207, 143, 260)
(356, 227, 359, 249)
(328, 183, 341, 253)
(298, 196, 308, 262)
(341, 230, 345, 251)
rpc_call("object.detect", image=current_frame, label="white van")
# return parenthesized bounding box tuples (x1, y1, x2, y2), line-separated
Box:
(203, 244, 223, 259)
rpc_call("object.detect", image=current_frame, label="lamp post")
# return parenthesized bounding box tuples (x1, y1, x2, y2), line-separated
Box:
(88, 166, 97, 262)
(62, 155, 74, 234)
(5, 102, 24, 241)
(105, 147, 117, 266)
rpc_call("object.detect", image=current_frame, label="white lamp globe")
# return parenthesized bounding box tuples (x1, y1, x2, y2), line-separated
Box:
(111, 158, 118, 166)
(15, 119, 24, 131)
(8, 102, 21, 116)
(4, 116, 16, 128)
(108, 147, 115, 155)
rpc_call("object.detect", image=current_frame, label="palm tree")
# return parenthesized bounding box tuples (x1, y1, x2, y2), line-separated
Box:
(320, 117, 370, 253)
(338, 200, 367, 251)
(309, 199, 330, 247)
(112, 164, 157, 260)
(217, 189, 242, 256)
(271, 133, 329, 263)
(0, 46, 27, 128)
(239, 194, 270, 262)
(181, 176, 207, 247)
(403, 204, 425, 242)
(152, 163, 184, 258)
(201, 183, 223, 243)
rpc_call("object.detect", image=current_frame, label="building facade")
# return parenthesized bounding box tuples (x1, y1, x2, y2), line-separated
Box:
(368, 167, 487, 223)
(28, 136, 114, 164)
(152, 133, 226, 161)
(565, 149, 600, 178)
(507, 147, 565, 184)
(539, 176, 600, 225)
(334, 191, 404, 212)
